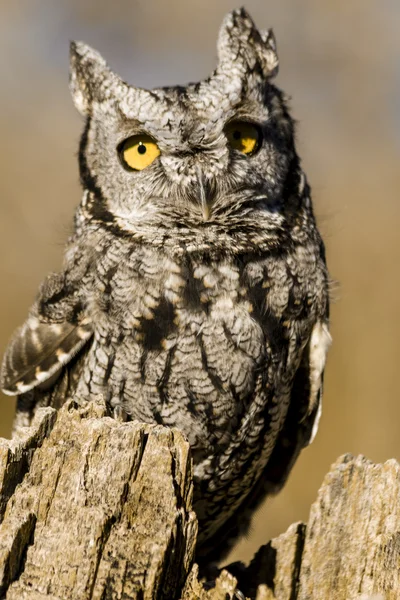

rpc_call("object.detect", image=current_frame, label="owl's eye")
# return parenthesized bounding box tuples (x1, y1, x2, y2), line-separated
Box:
(225, 121, 262, 155)
(119, 134, 161, 171)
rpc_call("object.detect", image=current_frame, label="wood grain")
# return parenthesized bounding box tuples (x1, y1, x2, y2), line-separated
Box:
(0, 400, 396, 599)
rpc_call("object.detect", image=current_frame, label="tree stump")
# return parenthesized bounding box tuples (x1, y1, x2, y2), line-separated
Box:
(0, 399, 398, 599)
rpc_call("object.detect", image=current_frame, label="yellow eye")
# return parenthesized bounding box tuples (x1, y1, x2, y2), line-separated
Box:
(225, 121, 262, 155)
(119, 134, 160, 171)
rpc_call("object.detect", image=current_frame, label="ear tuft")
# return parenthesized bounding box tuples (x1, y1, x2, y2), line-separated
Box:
(259, 29, 279, 78)
(217, 8, 279, 79)
(69, 41, 108, 116)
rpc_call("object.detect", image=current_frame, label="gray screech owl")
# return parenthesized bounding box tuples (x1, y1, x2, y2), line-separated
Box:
(1, 8, 330, 561)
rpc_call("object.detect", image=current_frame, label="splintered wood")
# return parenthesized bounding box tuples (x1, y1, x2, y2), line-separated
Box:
(0, 401, 196, 599)
(0, 400, 398, 599)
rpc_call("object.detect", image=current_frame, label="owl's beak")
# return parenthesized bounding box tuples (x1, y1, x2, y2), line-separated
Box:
(201, 200, 211, 222)
(196, 166, 211, 222)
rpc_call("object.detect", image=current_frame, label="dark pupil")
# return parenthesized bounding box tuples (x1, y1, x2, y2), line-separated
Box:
(233, 130, 241, 140)
(138, 143, 147, 155)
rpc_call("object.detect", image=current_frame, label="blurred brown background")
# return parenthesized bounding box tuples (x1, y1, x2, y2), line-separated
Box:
(0, 0, 399, 564)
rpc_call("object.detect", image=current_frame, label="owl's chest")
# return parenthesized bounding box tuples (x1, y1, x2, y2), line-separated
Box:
(81, 252, 272, 440)
(88, 251, 262, 349)
(84, 247, 313, 383)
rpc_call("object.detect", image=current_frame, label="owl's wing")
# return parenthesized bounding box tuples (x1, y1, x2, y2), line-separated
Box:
(1, 269, 93, 396)
(1, 314, 92, 396)
(302, 320, 332, 443)
(261, 320, 332, 492)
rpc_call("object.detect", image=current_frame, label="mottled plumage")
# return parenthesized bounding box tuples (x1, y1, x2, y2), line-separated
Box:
(1, 9, 330, 560)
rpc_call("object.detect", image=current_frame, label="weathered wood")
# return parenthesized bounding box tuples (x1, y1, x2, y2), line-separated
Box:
(0, 406, 56, 523)
(0, 400, 196, 599)
(229, 455, 398, 600)
(297, 454, 399, 599)
(0, 400, 398, 599)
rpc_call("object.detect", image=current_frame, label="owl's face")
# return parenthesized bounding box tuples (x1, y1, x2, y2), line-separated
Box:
(71, 9, 298, 252)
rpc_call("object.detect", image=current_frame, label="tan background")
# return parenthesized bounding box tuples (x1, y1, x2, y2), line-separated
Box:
(0, 0, 399, 564)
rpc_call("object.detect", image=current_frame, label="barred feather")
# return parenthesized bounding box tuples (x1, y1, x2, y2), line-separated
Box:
(1, 316, 92, 395)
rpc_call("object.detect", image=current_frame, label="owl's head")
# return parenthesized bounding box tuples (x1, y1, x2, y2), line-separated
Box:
(71, 8, 304, 254)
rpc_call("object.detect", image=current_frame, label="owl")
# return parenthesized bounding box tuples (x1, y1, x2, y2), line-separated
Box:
(1, 9, 330, 561)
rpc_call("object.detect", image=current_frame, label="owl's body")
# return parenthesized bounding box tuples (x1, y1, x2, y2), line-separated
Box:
(1, 9, 330, 559)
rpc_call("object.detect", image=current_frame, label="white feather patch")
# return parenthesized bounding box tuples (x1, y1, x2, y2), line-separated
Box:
(308, 321, 332, 443)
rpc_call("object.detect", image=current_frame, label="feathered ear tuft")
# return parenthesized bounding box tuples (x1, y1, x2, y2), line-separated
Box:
(259, 28, 279, 78)
(69, 41, 109, 116)
(217, 8, 279, 79)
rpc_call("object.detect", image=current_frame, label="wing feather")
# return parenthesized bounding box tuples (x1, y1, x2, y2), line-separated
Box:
(307, 320, 332, 443)
(1, 315, 92, 395)
(254, 320, 331, 492)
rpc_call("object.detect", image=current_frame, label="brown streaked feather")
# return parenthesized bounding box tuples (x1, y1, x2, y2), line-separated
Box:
(1, 316, 92, 396)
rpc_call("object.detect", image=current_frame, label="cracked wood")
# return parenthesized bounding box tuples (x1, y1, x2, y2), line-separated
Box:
(0, 400, 398, 599)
